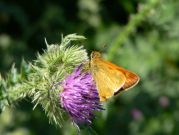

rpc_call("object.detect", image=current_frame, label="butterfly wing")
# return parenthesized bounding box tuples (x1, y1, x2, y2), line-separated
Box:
(91, 52, 140, 101)
(101, 60, 140, 91)
(91, 59, 126, 101)
(117, 67, 139, 91)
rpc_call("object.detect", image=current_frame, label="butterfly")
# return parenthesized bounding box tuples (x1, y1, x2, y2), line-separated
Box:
(90, 51, 140, 102)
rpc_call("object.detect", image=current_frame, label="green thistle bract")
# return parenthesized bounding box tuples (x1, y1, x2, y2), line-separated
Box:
(0, 34, 89, 127)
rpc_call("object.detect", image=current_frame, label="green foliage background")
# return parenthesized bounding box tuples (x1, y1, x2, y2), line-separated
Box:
(0, 0, 179, 135)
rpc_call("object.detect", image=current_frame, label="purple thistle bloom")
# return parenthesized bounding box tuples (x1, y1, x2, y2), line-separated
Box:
(60, 65, 102, 125)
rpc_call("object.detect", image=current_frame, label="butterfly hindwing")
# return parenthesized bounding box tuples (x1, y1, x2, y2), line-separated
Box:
(120, 68, 139, 90)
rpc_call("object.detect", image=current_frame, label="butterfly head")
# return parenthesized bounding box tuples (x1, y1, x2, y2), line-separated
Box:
(91, 51, 101, 59)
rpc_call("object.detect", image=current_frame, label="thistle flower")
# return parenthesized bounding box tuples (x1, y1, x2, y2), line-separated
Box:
(60, 65, 102, 125)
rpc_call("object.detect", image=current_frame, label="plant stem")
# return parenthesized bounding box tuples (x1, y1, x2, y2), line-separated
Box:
(107, 0, 161, 60)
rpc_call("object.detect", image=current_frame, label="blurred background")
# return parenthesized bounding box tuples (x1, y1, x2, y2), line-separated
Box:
(0, 0, 179, 135)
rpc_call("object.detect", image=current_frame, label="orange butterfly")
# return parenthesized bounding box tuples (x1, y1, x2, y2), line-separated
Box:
(90, 51, 140, 102)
